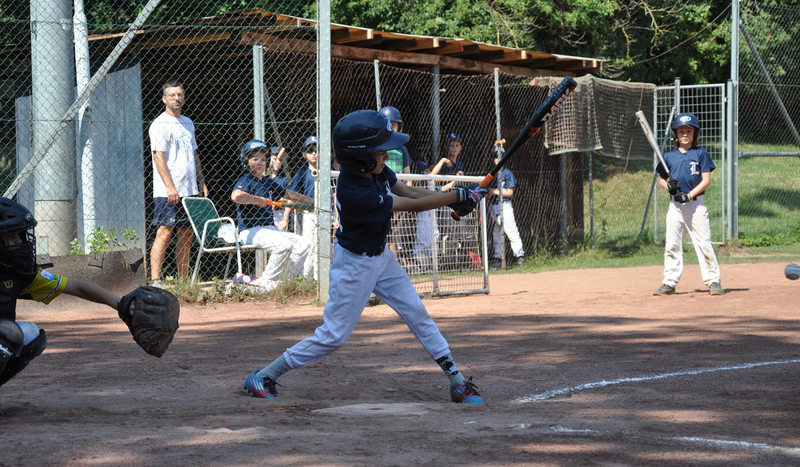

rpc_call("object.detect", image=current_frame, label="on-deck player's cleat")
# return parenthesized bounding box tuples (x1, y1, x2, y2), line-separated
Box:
(653, 283, 675, 295)
(708, 282, 725, 295)
(244, 370, 279, 398)
(450, 376, 483, 404)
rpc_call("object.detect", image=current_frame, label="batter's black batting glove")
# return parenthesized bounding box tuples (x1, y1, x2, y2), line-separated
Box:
(674, 192, 693, 204)
(666, 178, 680, 196)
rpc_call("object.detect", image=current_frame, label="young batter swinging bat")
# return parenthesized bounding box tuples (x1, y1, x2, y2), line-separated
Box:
(452, 75, 577, 219)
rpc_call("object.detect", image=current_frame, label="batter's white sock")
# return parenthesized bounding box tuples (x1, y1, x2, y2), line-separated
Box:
(256, 355, 290, 381)
(436, 354, 465, 386)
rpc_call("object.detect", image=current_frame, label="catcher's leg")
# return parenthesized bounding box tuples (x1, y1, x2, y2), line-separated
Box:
(0, 322, 47, 387)
(0, 319, 24, 380)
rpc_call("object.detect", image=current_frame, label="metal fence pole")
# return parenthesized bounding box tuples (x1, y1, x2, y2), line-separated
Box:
(317, 0, 332, 301)
(374, 59, 382, 109)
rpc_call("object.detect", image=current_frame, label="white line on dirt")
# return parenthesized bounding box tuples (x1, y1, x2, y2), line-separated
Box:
(671, 436, 800, 455)
(516, 358, 800, 403)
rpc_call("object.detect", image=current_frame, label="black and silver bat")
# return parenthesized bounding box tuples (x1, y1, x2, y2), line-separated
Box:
(453, 75, 578, 219)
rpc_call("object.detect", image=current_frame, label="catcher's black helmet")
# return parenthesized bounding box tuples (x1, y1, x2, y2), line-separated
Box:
(333, 110, 409, 173)
(0, 197, 37, 276)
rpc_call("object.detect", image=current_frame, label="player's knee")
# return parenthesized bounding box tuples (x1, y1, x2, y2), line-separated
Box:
(0, 323, 47, 387)
(0, 319, 24, 376)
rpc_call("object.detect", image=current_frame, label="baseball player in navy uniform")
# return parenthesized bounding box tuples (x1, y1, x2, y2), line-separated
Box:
(243, 110, 488, 403)
(289, 136, 319, 279)
(654, 113, 724, 296)
(487, 145, 525, 267)
(231, 140, 313, 292)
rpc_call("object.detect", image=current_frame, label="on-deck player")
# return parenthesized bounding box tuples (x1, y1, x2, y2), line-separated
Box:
(243, 109, 488, 403)
(653, 112, 724, 296)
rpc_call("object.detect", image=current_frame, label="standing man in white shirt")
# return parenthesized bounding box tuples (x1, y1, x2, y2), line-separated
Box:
(148, 81, 208, 285)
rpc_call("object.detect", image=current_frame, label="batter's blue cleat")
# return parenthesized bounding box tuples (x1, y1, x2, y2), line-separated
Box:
(244, 370, 279, 398)
(450, 376, 483, 404)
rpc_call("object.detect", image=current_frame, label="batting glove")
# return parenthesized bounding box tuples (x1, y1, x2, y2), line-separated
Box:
(455, 185, 489, 204)
(666, 178, 680, 196)
(674, 192, 693, 204)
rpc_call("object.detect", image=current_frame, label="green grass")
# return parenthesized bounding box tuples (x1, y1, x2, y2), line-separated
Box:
(168, 276, 318, 305)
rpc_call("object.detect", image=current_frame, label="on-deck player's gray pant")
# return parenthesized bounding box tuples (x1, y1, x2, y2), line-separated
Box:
(282, 243, 451, 369)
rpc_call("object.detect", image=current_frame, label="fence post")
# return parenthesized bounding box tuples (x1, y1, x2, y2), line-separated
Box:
(432, 65, 441, 163)
(317, 0, 332, 301)
(374, 59, 382, 109)
(493, 67, 505, 267)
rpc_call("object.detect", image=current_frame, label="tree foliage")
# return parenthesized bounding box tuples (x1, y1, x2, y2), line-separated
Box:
(2, 0, 800, 85)
(329, 0, 734, 84)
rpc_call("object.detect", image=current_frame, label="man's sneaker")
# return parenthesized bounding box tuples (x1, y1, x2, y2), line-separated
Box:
(653, 283, 675, 295)
(450, 376, 483, 404)
(244, 370, 279, 398)
(514, 256, 525, 266)
(709, 282, 725, 295)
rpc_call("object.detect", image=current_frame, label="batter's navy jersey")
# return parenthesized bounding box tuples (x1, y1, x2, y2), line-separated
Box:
(488, 168, 517, 201)
(335, 166, 396, 256)
(233, 173, 287, 232)
(657, 147, 716, 196)
(289, 167, 316, 199)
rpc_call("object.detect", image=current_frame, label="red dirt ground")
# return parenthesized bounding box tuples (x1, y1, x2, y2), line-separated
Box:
(3, 262, 799, 465)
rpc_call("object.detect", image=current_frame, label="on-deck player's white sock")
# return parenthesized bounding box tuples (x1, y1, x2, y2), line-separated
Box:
(436, 354, 465, 386)
(256, 355, 290, 381)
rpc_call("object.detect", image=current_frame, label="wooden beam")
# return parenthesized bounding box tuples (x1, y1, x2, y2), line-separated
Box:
(392, 37, 440, 52)
(335, 28, 375, 45)
(554, 59, 594, 71)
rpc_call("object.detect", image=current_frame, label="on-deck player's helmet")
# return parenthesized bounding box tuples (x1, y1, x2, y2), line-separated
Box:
(378, 106, 403, 124)
(672, 113, 700, 132)
(240, 139, 269, 168)
(0, 197, 38, 276)
(671, 112, 700, 147)
(333, 110, 410, 173)
(302, 136, 318, 153)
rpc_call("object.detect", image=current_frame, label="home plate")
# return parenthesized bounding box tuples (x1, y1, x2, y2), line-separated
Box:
(314, 403, 429, 416)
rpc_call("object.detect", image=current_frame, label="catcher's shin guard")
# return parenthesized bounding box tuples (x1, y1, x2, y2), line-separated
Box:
(0, 328, 46, 386)
(0, 319, 24, 379)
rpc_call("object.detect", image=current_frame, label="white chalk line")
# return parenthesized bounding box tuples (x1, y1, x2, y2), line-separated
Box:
(516, 358, 800, 403)
(543, 426, 800, 456)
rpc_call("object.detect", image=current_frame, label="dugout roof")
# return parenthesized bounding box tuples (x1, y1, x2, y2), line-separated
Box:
(87, 9, 606, 77)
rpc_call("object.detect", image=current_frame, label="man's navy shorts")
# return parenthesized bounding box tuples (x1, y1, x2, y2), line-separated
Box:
(152, 197, 193, 228)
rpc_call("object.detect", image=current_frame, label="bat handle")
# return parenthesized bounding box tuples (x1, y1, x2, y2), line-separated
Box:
(450, 176, 494, 220)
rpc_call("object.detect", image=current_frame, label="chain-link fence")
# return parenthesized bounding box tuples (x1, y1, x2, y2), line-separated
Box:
(2, 2, 668, 297)
(736, 0, 800, 243)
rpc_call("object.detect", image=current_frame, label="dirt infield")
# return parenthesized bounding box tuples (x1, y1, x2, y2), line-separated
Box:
(3, 262, 800, 465)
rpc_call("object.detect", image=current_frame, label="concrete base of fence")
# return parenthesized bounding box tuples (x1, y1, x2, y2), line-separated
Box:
(47, 248, 146, 295)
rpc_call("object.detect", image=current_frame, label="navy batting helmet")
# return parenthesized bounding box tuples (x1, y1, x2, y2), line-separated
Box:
(378, 106, 403, 123)
(447, 132, 461, 143)
(333, 110, 409, 173)
(302, 136, 318, 152)
(672, 113, 700, 131)
(0, 196, 38, 276)
(240, 139, 268, 167)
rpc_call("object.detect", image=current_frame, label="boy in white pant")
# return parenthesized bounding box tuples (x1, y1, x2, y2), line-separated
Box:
(654, 113, 724, 296)
(231, 140, 313, 292)
(487, 145, 525, 268)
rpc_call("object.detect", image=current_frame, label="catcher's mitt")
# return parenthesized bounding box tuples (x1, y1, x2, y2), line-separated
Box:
(117, 286, 180, 357)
